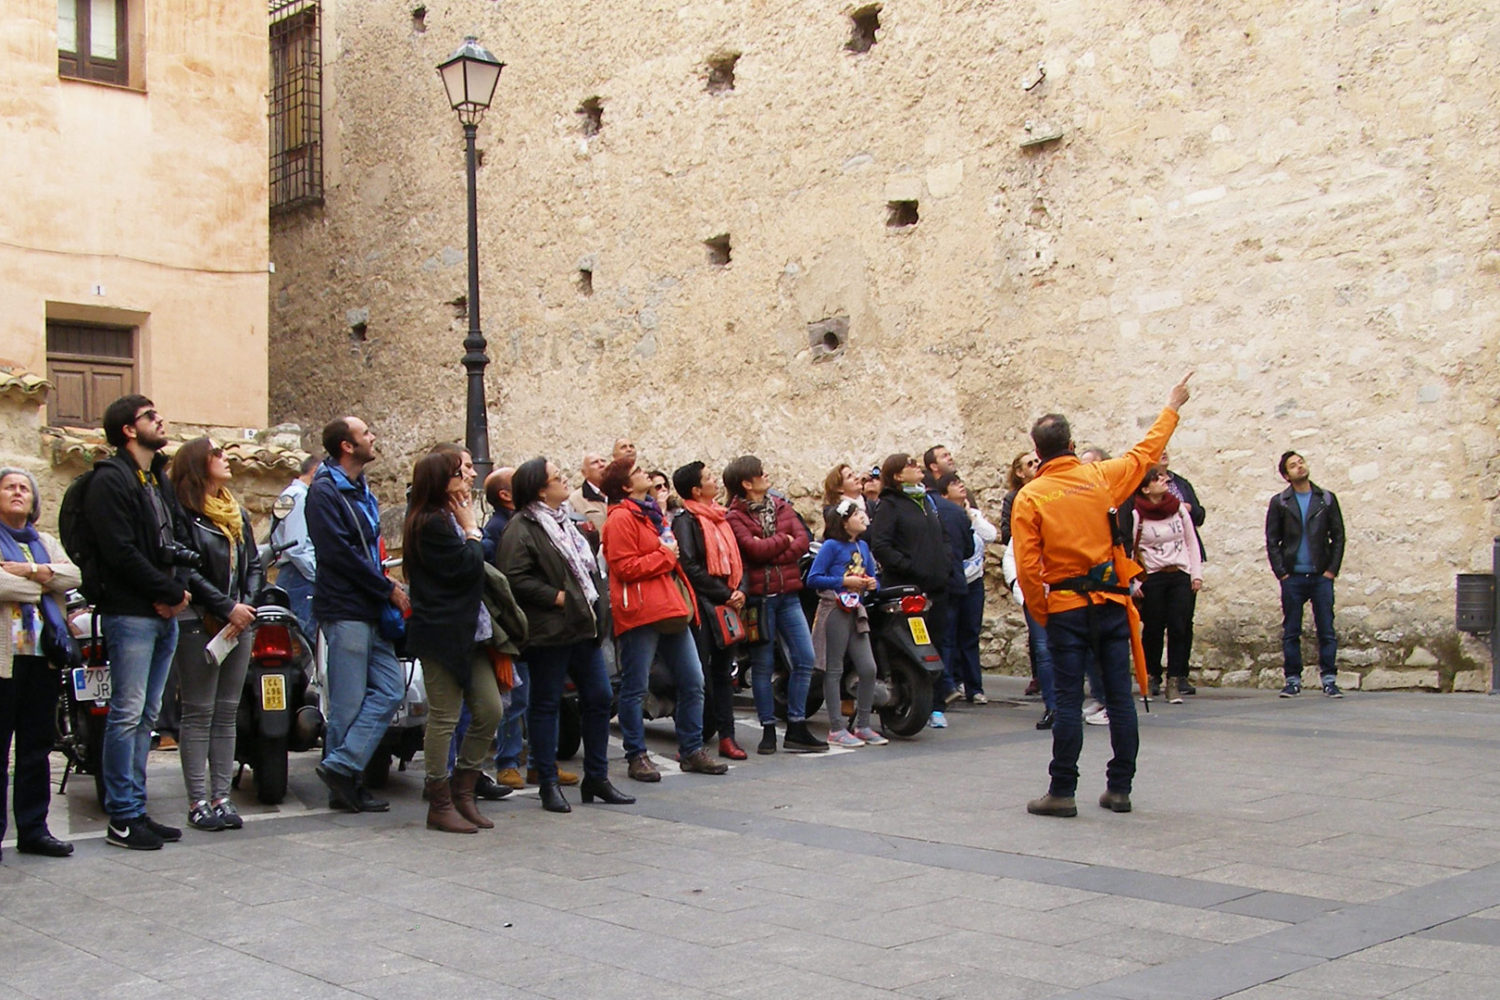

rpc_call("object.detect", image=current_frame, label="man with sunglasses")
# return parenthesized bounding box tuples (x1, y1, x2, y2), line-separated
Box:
(86, 395, 192, 850)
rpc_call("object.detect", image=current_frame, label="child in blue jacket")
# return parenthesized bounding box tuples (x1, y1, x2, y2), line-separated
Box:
(806, 499, 887, 747)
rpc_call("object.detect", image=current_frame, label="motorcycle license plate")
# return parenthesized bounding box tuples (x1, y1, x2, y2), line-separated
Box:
(72, 666, 111, 702)
(261, 674, 286, 712)
(907, 616, 931, 646)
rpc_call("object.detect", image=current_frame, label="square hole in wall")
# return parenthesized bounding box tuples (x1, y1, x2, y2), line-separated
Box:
(807, 316, 849, 360)
(847, 5, 881, 53)
(577, 96, 603, 137)
(411, 6, 426, 32)
(577, 266, 594, 297)
(886, 200, 919, 228)
(707, 52, 739, 93)
(705, 233, 732, 267)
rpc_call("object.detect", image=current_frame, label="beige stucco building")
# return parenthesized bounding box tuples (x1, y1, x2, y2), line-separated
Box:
(269, 0, 1500, 689)
(1, 0, 269, 435)
(0, 1, 292, 524)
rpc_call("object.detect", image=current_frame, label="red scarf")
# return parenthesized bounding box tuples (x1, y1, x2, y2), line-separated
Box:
(682, 499, 743, 588)
(1134, 492, 1181, 520)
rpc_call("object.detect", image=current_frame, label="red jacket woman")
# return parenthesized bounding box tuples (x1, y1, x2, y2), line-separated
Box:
(602, 498, 698, 636)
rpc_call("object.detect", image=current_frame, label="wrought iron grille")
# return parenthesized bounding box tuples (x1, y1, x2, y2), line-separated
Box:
(269, 0, 323, 213)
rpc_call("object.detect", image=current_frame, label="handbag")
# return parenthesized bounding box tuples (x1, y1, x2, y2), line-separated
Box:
(378, 602, 407, 642)
(653, 575, 694, 635)
(706, 603, 745, 648)
(740, 595, 769, 645)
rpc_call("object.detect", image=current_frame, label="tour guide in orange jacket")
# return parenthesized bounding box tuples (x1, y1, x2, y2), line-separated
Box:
(1012, 372, 1193, 818)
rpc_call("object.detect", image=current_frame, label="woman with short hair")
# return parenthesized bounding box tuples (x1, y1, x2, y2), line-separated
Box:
(601, 457, 728, 781)
(169, 437, 263, 831)
(0, 468, 81, 858)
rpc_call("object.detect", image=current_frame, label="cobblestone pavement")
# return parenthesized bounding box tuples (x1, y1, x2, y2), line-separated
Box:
(4, 676, 1500, 1000)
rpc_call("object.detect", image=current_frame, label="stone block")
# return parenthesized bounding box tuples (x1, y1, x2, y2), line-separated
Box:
(1362, 668, 1439, 691)
(1336, 670, 1361, 690)
(1257, 668, 1284, 689)
(925, 160, 963, 198)
(1453, 670, 1489, 693)
(1220, 669, 1254, 687)
(1404, 646, 1440, 667)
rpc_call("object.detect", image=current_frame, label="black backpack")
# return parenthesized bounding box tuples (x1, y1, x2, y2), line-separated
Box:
(58, 467, 102, 603)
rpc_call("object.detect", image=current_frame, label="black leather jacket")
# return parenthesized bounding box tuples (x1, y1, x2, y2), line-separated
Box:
(1265, 483, 1344, 579)
(182, 507, 265, 619)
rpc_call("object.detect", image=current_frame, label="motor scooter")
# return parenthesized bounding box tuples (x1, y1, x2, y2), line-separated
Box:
(232, 586, 320, 804)
(55, 593, 109, 806)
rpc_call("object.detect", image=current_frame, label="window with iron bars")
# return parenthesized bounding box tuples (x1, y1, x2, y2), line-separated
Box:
(270, 0, 323, 213)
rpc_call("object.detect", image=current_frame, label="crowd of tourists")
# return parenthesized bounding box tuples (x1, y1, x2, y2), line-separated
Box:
(0, 378, 1348, 854)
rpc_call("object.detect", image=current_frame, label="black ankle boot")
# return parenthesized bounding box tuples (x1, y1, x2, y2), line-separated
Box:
(757, 723, 778, 755)
(580, 776, 636, 805)
(783, 720, 829, 753)
(539, 781, 571, 814)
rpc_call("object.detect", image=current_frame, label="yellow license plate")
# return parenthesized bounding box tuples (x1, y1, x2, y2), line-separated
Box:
(907, 616, 931, 646)
(261, 674, 286, 712)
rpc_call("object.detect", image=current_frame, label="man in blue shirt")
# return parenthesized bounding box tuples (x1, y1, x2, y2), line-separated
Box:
(1265, 452, 1346, 698)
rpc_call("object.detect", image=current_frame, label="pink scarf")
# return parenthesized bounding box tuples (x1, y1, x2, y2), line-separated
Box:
(682, 499, 743, 588)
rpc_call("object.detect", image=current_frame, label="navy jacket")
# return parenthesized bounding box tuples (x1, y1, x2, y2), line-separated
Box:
(481, 507, 513, 566)
(306, 460, 394, 624)
(931, 493, 974, 594)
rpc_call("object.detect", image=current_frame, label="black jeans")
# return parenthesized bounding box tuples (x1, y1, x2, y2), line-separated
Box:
(692, 624, 737, 743)
(0, 655, 59, 842)
(526, 641, 611, 783)
(1141, 571, 1194, 680)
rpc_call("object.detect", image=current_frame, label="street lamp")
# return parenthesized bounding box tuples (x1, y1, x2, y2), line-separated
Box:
(438, 36, 505, 485)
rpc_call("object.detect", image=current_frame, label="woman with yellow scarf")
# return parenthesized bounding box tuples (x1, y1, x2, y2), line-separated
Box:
(169, 437, 264, 832)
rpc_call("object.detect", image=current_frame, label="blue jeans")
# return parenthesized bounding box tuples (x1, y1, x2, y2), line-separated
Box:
(278, 564, 317, 639)
(321, 620, 404, 777)
(1025, 607, 1056, 712)
(750, 592, 817, 725)
(101, 615, 178, 821)
(617, 625, 706, 759)
(1281, 573, 1337, 679)
(527, 642, 611, 783)
(1044, 602, 1138, 797)
(953, 579, 987, 697)
(927, 590, 957, 702)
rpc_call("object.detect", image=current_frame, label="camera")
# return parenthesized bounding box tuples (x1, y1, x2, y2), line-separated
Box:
(162, 541, 204, 571)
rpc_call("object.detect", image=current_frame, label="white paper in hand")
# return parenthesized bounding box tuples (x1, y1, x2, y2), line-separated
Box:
(205, 625, 240, 667)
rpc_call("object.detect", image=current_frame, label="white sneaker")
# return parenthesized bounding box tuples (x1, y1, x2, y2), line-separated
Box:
(971, 693, 988, 705)
(1084, 702, 1109, 726)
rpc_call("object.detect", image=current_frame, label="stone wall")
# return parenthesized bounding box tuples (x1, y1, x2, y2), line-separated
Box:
(269, 0, 1500, 690)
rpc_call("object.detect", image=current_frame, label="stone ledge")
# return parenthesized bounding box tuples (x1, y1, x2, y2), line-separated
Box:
(0, 363, 51, 402)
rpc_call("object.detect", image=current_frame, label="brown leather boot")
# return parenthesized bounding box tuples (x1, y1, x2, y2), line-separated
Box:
(450, 769, 494, 829)
(426, 778, 478, 834)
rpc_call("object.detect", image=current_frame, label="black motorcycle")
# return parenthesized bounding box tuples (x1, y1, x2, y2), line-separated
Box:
(233, 586, 320, 804)
(54, 594, 109, 806)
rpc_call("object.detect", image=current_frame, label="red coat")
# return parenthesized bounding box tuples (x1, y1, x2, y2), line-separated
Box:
(726, 496, 811, 596)
(601, 500, 698, 635)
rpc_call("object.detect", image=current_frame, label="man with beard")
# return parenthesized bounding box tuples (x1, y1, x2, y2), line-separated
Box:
(87, 395, 190, 850)
(307, 416, 410, 812)
(1266, 451, 1345, 698)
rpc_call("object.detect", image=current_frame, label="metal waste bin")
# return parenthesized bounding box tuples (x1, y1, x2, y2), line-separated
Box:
(1456, 573, 1495, 633)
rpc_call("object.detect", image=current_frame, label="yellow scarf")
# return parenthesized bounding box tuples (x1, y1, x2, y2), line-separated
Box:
(202, 488, 243, 545)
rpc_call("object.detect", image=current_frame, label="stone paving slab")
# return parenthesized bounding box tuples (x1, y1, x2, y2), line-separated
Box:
(4, 677, 1500, 999)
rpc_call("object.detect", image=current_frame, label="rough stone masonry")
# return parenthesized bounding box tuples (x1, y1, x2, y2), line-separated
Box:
(268, 0, 1500, 690)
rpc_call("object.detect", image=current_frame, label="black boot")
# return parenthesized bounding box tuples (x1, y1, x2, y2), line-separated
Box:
(539, 781, 571, 814)
(580, 776, 636, 805)
(757, 723, 778, 755)
(783, 720, 829, 753)
(474, 772, 513, 801)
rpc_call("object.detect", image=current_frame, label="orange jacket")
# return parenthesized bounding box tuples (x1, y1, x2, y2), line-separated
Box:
(601, 500, 699, 636)
(1012, 408, 1179, 625)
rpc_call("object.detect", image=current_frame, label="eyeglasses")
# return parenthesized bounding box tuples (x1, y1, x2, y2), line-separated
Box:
(134, 409, 159, 424)
(210, 447, 224, 458)
(904, 459, 920, 468)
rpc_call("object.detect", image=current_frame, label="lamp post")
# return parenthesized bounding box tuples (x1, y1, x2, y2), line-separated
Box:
(438, 36, 505, 485)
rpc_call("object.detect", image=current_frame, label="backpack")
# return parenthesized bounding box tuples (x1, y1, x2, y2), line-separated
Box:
(58, 467, 102, 603)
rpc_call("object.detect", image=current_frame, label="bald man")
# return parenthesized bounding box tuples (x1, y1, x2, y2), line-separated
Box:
(567, 453, 609, 534)
(612, 438, 637, 463)
(480, 466, 515, 565)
